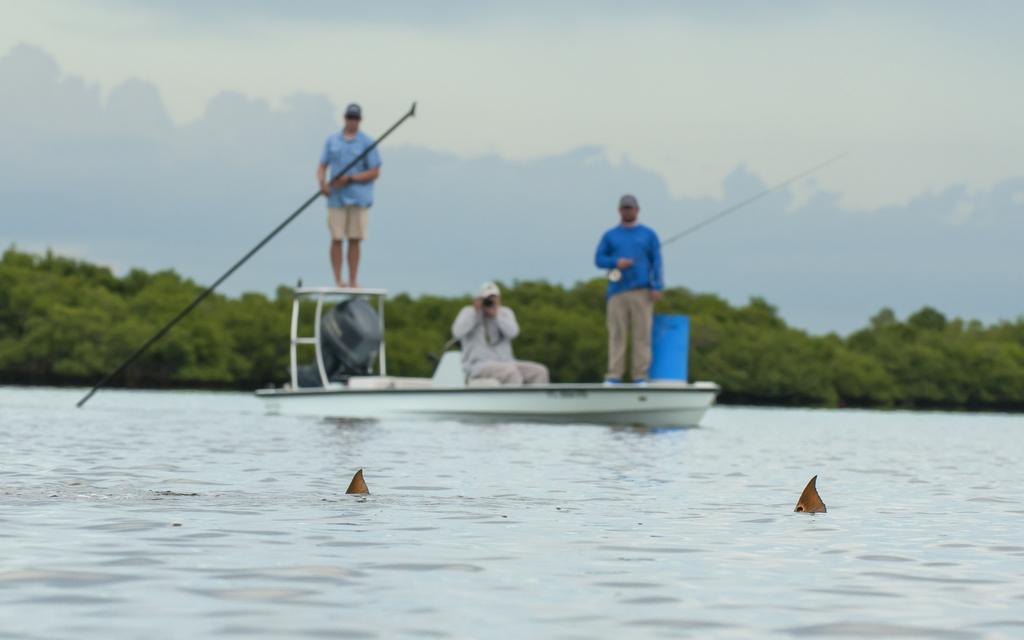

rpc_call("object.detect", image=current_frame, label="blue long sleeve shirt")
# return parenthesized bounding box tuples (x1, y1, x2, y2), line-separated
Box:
(594, 224, 664, 298)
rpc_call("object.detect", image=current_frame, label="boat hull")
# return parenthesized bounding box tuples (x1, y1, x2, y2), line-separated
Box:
(256, 382, 719, 427)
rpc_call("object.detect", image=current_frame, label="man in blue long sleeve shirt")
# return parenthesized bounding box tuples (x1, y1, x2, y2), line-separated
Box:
(594, 194, 664, 383)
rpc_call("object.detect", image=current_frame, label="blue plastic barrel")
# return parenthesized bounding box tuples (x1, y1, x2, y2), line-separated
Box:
(649, 314, 689, 381)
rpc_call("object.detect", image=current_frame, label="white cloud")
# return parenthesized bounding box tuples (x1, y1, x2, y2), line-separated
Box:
(4, 42, 1023, 334)
(951, 198, 975, 225)
(2, 3, 1021, 210)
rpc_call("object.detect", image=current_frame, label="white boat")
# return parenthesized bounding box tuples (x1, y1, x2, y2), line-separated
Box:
(256, 287, 719, 427)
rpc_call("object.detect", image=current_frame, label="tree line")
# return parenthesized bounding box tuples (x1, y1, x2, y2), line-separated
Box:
(2, 248, 1022, 411)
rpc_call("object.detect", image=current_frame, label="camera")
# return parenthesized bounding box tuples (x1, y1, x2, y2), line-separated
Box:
(482, 296, 497, 308)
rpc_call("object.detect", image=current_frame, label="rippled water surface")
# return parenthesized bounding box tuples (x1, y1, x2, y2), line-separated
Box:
(2, 386, 1023, 639)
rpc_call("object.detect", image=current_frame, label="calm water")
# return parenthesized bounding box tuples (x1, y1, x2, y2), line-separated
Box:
(1, 386, 1022, 639)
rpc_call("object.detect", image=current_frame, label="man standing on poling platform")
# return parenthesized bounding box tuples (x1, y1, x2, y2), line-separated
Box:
(317, 103, 382, 288)
(594, 194, 664, 384)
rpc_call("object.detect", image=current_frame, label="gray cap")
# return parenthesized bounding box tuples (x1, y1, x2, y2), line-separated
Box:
(344, 103, 362, 118)
(619, 194, 639, 208)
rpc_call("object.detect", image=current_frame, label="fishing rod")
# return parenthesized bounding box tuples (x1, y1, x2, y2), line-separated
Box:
(608, 152, 846, 281)
(662, 152, 846, 247)
(76, 102, 418, 408)
(435, 156, 848, 356)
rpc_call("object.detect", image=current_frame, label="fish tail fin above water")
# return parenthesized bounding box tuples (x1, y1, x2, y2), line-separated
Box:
(794, 475, 826, 513)
(346, 469, 369, 494)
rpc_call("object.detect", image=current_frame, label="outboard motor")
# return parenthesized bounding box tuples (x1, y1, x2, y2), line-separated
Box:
(297, 298, 382, 387)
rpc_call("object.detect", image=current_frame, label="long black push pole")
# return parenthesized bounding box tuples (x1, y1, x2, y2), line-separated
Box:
(77, 102, 417, 408)
(660, 152, 846, 248)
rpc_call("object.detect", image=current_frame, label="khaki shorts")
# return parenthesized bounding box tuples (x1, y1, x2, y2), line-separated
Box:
(327, 206, 369, 240)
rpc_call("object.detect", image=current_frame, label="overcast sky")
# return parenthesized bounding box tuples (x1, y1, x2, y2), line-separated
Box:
(1, 2, 1021, 333)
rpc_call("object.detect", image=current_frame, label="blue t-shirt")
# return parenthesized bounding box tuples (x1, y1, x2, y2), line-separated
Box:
(319, 130, 382, 208)
(594, 224, 664, 298)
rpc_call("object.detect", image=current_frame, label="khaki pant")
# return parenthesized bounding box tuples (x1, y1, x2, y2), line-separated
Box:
(471, 360, 550, 385)
(606, 288, 653, 381)
(327, 206, 369, 240)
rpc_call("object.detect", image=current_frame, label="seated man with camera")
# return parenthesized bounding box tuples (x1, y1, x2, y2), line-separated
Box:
(450, 281, 550, 385)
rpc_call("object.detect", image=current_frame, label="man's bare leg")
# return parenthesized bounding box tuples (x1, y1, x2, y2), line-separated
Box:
(330, 240, 343, 287)
(346, 239, 361, 288)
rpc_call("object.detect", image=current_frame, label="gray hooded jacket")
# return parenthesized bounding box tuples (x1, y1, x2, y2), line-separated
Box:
(451, 306, 520, 376)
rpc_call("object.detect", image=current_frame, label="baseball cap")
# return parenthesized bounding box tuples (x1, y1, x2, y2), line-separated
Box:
(344, 103, 362, 119)
(478, 281, 501, 298)
(619, 194, 639, 208)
